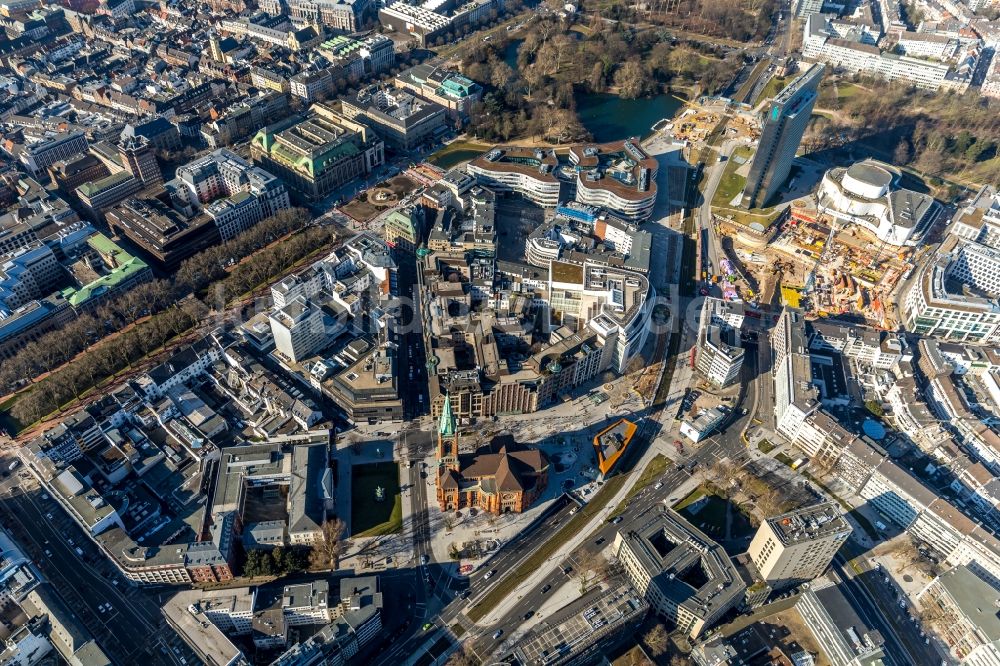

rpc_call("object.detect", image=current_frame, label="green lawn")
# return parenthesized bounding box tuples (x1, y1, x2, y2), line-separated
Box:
(675, 487, 754, 542)
(753, 76, 789, 106)
(775, 452, 794, 467)
(710, 146, 784, 228)
(711, 146, 753, 208)
(836, 82, 862, 99)
(614, 454, 669, 513)
(351, 462, 402, 537)
(673, 487, 705, 511)
(757, 439, 775, 454)
(467, 473, 629, 622)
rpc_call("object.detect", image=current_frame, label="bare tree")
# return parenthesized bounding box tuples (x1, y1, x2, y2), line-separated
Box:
(310, 518, 347, 570)
(445, 645, 477, 666)
(757, 487, 782, 518)
(710, 459, 740, 490)
(576, 551, 607, 594)
(643, 623, 670, 657)
(614, 60, 647, 99)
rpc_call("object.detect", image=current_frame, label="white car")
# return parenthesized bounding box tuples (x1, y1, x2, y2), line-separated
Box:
(484, 570, 495, 580)
(654, 482, 663, 490)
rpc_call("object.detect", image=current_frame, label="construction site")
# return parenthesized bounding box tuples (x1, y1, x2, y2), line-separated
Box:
(710, 198, 916, 330)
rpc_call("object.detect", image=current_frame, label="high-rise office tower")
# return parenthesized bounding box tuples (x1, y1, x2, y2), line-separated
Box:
(741, 63, 824, 210)
(118, 136, 162, 187)
(748, 502, 852, 591)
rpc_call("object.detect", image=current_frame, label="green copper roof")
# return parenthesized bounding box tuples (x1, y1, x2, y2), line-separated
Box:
(62, 233, 149, 307)
(439, 394, 455, 437)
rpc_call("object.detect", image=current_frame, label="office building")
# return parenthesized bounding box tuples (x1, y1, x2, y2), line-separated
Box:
(271, 577, 383, 664)
(270, 297, 329, 363)
(951, 186, 1000, 247)
(903, 235, 1000, 345)
(47, 154, 110, 193)
(467, 146, 562, 207)
(748, 502, 852, 591)
(568, 139, 658, 221)
(771, 307, 821, 442)
(695, 297, 745, 387)
(379, 0, 504, 46)
(121, 117, 182, 153)
(290, 69, 335, 103)
(251, 104, 384, 200)
(20, 131, 88, 176)
(742, 63, 824, 209)
(550, 260, 654, 374)
(118, 136, 162, 187)
(106, 195, 221, 270)
(614, 504, 746, 639)
(74, 171, 143, 222)
(512, 580, 648, 666)
(0, 243, 63, 311)
(817, 159, 939, 246)
(807, 320, 911, 370)
(170, 148, 290, 241)
(795, 0, 824, 17)
(282, 581, 332, 626)
(796, 580, 886, 666)
(524, 203, 651, 273)
(317, 34, 395, 77)
(680, 406, 726, 443)
(383, 205, 425, 252)
(593, 419, 637, 477)
(280, 0, 372, 32)
(340, 84, 447, 151)
(395, 64, 482, 119)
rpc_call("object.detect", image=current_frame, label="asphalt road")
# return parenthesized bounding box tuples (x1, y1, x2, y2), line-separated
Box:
(0, 485, 192, 666)
(831, 556, 942, 666)
(471, 434, 753, 660)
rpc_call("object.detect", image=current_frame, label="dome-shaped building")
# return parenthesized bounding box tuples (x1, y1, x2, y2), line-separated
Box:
(817, 159, 940, 246)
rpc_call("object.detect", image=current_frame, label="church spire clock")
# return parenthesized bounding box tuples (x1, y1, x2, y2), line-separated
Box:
(437, 394, 459, 470)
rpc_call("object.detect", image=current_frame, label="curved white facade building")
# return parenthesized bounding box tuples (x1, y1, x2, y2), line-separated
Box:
(467, 147, 562, 207)
(569, 140, 658, 221)
(817, 160, 939, 246)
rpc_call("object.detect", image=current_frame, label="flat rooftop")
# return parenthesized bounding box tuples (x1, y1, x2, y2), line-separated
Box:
(766, 502, 852, 546)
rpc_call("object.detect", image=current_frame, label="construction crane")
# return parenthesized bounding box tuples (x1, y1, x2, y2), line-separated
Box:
(803, 204, 838, 294)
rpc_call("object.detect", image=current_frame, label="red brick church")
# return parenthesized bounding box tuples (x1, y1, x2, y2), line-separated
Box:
(435, 395, 549, 515)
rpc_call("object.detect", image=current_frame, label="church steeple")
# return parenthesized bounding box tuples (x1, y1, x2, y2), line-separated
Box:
(437, 394, 458, 468)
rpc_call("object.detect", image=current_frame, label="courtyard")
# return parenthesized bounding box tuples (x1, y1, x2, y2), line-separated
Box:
(674, 486, 755, 552)
(351, 462, 402, 538)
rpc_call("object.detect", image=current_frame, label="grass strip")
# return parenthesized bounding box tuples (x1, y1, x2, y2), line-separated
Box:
(611, 454, 669, 516)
